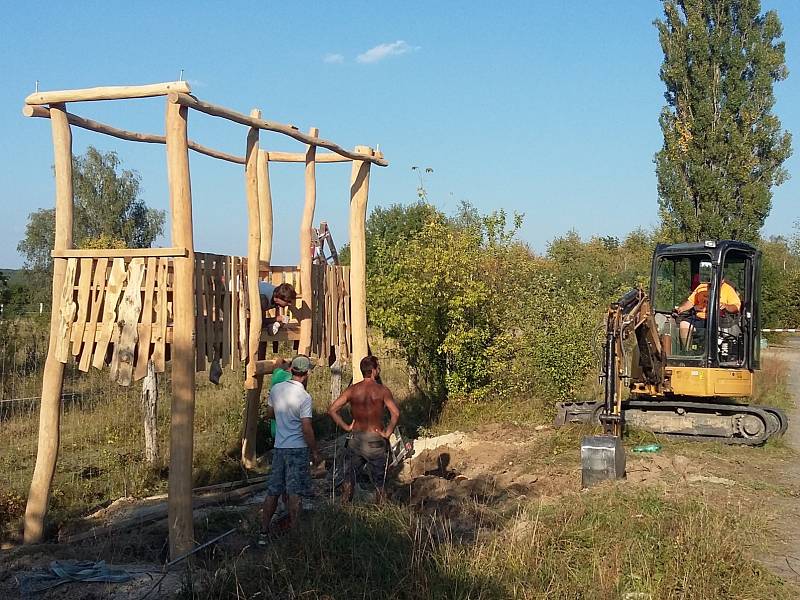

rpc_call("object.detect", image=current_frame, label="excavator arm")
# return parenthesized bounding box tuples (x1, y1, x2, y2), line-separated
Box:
(598, 288, 666, 436)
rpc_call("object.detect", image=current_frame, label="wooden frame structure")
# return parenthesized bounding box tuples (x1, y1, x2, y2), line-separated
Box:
(20, 81, 387, 559)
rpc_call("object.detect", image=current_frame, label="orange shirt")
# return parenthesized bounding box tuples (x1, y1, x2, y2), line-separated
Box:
(687, 282, 741, 319)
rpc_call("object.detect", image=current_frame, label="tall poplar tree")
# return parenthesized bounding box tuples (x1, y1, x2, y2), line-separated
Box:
(655, 0, 792, 243)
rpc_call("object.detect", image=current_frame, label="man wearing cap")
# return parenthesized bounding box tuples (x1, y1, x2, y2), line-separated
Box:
(260, 355, 322, 536)
(328, 356, 400, 503)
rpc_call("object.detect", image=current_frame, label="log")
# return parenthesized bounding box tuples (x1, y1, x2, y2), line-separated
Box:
(168, 93, 388, 167)
(25, 80, 191, 105)
(267, 150, 350, 163)
(349, 147, 373, 382)
(257, 150, 273, 264)
(242, 110, 263, 469)
(141, 360, 159, 467)
(24, 104, 73, 544)
(299, 128, 319, 355)
(165, 101, 196, 560)
(25, 106, 244, 164)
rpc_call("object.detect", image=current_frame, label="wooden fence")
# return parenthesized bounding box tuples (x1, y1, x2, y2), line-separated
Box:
(53, 253, 351, 386)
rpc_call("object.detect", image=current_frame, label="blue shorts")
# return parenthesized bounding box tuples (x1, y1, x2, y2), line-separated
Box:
(266, 447, 312, 496)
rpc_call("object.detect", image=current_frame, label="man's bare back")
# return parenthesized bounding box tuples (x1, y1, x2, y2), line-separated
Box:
(349, 379, 393, 434)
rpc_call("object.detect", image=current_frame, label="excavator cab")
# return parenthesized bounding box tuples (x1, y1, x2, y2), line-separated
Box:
(649, 241, 761, 388)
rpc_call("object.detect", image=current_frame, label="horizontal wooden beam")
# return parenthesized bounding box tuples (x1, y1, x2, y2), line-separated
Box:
(23, 105, 245, 164)
(51, 247, 188, 259)
(168, 92, 388, 167)
(267, 150, 351, 163)
(25, 81, 191, 105)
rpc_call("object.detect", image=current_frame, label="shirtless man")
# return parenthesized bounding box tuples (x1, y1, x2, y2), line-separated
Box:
(328, 356, 400, 503)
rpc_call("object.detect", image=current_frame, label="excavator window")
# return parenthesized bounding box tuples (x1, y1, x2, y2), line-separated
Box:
(719, 252, 750, 367)
(653, 255, 710, 360)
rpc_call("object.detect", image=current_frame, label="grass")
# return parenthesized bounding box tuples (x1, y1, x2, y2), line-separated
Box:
(179, 485, 795, 600)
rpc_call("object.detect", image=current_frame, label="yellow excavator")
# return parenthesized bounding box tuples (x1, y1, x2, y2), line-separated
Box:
(557, 240, 787, 445)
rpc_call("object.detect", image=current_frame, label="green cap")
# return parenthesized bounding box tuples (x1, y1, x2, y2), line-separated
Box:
(290, 355, 314, 373)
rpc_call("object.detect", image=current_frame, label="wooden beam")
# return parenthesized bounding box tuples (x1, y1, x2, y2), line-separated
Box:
(24, 103, 73, 544)
(51, 247, 188, 259)
(299, 128, 319, 355)
(267, 150, 350, 163)
(25, 81, 191, 105)
(168, 93, 388, 167)
(165, 101, 196, 560)
(242, 110, 263, 470)
(349, 146, 373, 382)
(24, 105, 245, 165)
(257, 150, 273, 264)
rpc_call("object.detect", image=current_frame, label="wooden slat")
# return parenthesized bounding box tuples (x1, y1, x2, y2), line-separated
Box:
(330, 266, 339, 351)
(194, 253, 207, 372)
(222, 256, 232, 368)
(93, 258, 127, 369)
(52, 247, 188, 259)
(203, 256, 214, 366)
(230, 256, 240, 370)
(110, 258, 145, 386)
(337, 267, 348, 360)
(343, 266, 351, 356)
(238, 264, 249, 362)
(78, 257, 108, 371)
(152, 257, 169, 372)
(71, 258, 93, 356)
(55, 258, 79, 363)
(134, 257, 158, 381)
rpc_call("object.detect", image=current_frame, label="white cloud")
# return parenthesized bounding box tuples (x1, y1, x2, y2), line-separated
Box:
(323, 53, 344, 64)
(356, 40, 418, 64)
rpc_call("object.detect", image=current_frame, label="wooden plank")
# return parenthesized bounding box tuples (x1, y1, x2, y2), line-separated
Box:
(134, 257, 157, 381)
(71, 258, 93, 356)
(231, 257, 240, 369)
(78, 257, 108, 371)
(51, 247, 188, 259)
(338, 268, 348, 360)
(55, 258, 78, 363)
(222, 256, 232, 368)
(343, 266, 351, 357)
(110, 258, 145, 386)
(194, 253, 207, 372)
(238, 262, 249, 362)
(330, 266, 339, 351)
(152, 257, 169, 372)
(93, 258, 127, 369)
(203, 255, 215, 366)
(214, 256, 225, 364)
(26, 80, 191, 105)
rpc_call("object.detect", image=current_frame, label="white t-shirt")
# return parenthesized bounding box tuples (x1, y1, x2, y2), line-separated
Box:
(268, 380, 313, 449)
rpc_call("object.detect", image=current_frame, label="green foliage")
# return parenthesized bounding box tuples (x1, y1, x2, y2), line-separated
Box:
(655, 0, 792, 243)
(760, 235, 800, 329)
(17, 147, 166, 303)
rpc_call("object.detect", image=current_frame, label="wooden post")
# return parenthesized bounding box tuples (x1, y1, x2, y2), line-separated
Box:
(23, 103, 74, 544)
(141, 360, 159, 466)
(257, 149, 273, 265)
(241, 110, 263, 469)
(299, 128, 319, 355)
(165, 101, 196, 560)
(349, 146, 372, 382)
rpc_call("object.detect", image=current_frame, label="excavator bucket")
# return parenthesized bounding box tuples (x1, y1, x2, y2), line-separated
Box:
(580, 435, 626, 487)
(554, 401, 603, 427)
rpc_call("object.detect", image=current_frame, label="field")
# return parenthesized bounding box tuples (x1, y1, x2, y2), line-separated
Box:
(0, 335, 799, 598)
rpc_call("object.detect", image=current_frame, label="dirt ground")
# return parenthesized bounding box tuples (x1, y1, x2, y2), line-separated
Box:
(2, 346, 800, 598)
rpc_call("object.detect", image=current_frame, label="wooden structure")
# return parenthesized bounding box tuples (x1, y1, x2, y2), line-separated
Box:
(20, 81, 386, 559)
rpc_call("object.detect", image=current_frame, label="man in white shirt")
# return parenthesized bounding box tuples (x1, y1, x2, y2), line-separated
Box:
(260, 355, 322, 537)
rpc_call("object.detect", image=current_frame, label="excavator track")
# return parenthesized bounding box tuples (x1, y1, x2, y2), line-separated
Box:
(555, 400, 786, 445)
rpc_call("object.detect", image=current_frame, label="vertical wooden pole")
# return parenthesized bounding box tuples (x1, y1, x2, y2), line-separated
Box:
(23, 103, 73, 544)
(241, 110, 262, 469)
(257, 149, 273, 265)
(299, 128, 319, 356)
(165, 101, 196, 560)
(349, 146, 372, 382)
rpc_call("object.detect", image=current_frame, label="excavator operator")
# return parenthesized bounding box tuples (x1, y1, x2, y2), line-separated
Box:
(673, 274, 741, 349)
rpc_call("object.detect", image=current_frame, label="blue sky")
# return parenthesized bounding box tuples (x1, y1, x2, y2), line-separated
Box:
(1, 1, 798, 268)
